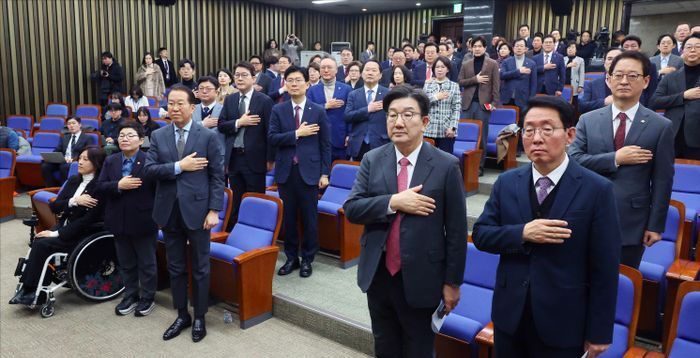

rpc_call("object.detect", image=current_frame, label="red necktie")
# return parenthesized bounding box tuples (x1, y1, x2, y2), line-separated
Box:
(293, 105, 300, 164)
(427, 67, 432, 80)
(345, 66, 349, 77)
(614, 112, 628, 150)
(386, 157, 410, 276)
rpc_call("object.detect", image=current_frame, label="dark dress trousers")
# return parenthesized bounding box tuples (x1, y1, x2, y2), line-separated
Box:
(41, 133, 90, 187)
(218, 90, 274, 221)
(21, 176, 104, 288)
(533, 52, 566, 95)
(268, 100, 331, 262)
(145, 121, 224, 317)
(569, 105, 675, 268)
(472, 160, 621, 355)
(344, 143, 467, 357)
(97, 150, 158, 300)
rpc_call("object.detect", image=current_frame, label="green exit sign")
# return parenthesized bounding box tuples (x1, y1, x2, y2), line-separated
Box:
(453, 3, 462, 13)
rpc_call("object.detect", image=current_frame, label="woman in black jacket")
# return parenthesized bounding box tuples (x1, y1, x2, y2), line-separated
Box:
(135, 107, 160, 140)
(10, 146, 106, 305)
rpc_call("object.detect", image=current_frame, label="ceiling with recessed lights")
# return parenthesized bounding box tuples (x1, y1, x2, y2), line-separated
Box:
(248, 0, 459, 14)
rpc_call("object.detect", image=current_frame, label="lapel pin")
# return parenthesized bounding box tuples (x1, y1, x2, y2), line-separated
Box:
(641, 119, 645, 123)
(137, 162, 141, 165)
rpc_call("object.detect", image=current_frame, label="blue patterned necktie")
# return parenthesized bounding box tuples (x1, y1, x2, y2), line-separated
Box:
(122, 158, 133, 177)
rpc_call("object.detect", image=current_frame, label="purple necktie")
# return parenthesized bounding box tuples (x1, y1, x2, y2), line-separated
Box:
(536, 177, 553, 204)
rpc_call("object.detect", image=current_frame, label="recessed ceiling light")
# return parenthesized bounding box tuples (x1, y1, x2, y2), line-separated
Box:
(362, 8, 367, 11)
(311, 0, 347, 4)
(416, 2, 421, 6)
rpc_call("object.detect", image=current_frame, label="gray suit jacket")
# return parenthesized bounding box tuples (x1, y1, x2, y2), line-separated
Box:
(651, 66, 700, 148)
(343, 143, 467, 308)
(649, 54, 683, 76)
(568, 105, 675, 246)
(360, 50, 375, 63)
(145, 121, 225, 230)
(192, 102, 225, 152)
(564, 56, 586, 93)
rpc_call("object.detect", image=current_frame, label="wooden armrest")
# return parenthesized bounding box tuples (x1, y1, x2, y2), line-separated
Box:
(27, 187, 61, 197)
(475, 322, 495, 346)
(233, 246, 279, 265)
(266, 185, 278, 192)
(462, 149, 483, 192)
(644, 351, 664, 358)
(210, 231, 229, 243)
(667, 259, 700, 281)
(623, 347, 649, 358)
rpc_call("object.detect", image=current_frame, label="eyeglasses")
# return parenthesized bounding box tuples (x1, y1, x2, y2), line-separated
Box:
(233, 73, 251, 78)
(609, 72, 644, 81)
(387, 111, 418, 123)
(522, 126, 564, 138)
(198, 86, 216, 92)
(684, 44, 700, 51)
(118, 134, 140, 140)
(285, 78, 306, 84)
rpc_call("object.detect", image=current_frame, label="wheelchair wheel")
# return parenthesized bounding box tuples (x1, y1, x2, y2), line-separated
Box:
(40, 303, 55, 318)
(67, 231, 125, 302)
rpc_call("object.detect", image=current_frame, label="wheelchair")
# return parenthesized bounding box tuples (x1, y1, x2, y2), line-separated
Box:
(13, 215, 125, 318)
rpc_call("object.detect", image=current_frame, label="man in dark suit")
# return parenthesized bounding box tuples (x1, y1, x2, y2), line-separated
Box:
(336, 48, 354, 83)
(534, 36, 566, 95)
(458, 36, 500, 174)
(474, 96, 621, 358)
(344, 60, 390, 162)
(269, 66, 331, 278)
(41, 116, 91, 187)
(268, 55, 292, 103)
(519, 24, 533, 49)
(307, 57, 353, 162)
(652, 33, 700, 160)
(570, 51, 675, 268)
(218, 62, 274, 221)
(97, 121, 158, 317)
(411, 42, 439, 88)
(651, 34, 684, 80)
(249, 55, 272, 95)
(155, 47, 178, 88)
(439, 42, 462, 82)
(674, 23, 691, 55)
(621, 35, 659, 107)
(500, 38, 538, 112)
(579, 48, 622, 114)
(380, 47, 394, 71)
(344, 86, 466, 357)
(379, 50, 407, 87)
(145, 84, 224, 342)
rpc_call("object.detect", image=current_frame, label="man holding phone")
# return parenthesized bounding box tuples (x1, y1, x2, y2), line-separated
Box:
(281, 33, 304, 66)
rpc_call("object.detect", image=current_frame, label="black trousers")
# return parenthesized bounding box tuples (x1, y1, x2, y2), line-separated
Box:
(367, 255, 436, 358)
(41, 162, 71, 187)
(162, 202, 211, 317)
(278, 165, 319, 262)
(462, 103, 491, 170)
(353, 141, 371, 162)
(114, 232, 158, 300)
(228, 151, 266, 224)
(21, 237, 76, 288)
(495, 292, 584, 358)
(426, 137, 455, 155)
(332, 146, 347, 163)
(675, 127, 700, 160)
(621, 245, 645, 269)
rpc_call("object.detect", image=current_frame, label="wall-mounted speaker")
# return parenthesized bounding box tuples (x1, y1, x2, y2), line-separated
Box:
(155, 0, 176, 6)
(551, 0, 574, 16)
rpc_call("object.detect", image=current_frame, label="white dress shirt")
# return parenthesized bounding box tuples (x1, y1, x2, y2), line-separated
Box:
(531, 154, 569, 195)
(235, 87, 255, 129)
(65, 131, 82, 159)
(612, 102, 639, 139)
(387, 142, 424, 214)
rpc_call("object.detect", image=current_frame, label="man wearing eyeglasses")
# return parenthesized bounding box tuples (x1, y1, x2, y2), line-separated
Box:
(218, 61, 274, 222)
(474, 95, 621, 358)
(570, 51, 674, 269)
(652, 33, 700, 160)
(344, 85, 466, 357)
(192, 76, 224, 152)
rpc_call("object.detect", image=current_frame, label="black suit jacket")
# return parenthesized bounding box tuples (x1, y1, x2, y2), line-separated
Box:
(55, 132, 91, 160)
(652, 67, 700, 148)
(255, 73, 272, 96)
(97, 150, 158, 236)
(344, 143, 467, 308)
(155, 58, 178, 87)
(218, 90, 275, 172)
(50, 175, 104, 243)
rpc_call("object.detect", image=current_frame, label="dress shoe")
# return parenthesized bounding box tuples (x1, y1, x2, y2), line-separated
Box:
(115, 295, 139, 316)
(192, 318, 207, 342)
(162, 316, 192, 341)
(277, 259, 300, 276)
(9, 288, 28, 305)
(9, 289, 36, 306)
(299, 260, 313, 278)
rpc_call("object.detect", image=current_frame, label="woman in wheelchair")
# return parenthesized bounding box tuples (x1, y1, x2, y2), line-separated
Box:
(10, 146, 106, 305)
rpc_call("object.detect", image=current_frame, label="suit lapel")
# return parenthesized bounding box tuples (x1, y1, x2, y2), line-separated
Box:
(382, 145, 398, 194)
(183, 123, 200, 157)
(409, 144, 434, 187)
(548, 161, 582, 219)
(598, 106, 615, 152)
(515, 167, 533, 223)
(131, 151, 146, 176)
(624, 106, 650, 146)
(165, 124, 179, 161)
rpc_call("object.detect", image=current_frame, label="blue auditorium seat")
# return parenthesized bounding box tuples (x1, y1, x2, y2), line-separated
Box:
(7, 115, 33, 136)
(452, 120, 482, 193)
(37, 116, 66, 133)
(80, 118, 101, 132)
(561, 85, 573, 103)
(147, 107, 162, 119)
(664, 282, 700, 358)
(28, 162, 78, 231)
(599, 266, 644, 357)
(147, 96, 157, 107)
(265, 168, 275, 188)
(74, 104, 101, 118)
(437, 242, 499, 356)
(208, 193, 282, 328)
(45, 103, 69, 118)
(316, 161, 361, 268)
(16, 132, 61, 187)
(671, 160, 700, 255)
(154, 119, 168, 128)
(0, 149, 17, 220)
(585, 72, 606, 81)
(486, 107, 518, 169)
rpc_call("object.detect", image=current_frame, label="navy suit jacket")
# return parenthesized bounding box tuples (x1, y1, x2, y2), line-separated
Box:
(97, 150, 158, 236)
(380, 60, 392, 71)
(344, 86, 389, 158)
(268, 75, 291, 103)
(534, 52, 566, 94)
(255, 72, 272, 95)
(578, 77, 610, 114)
(268, 100, 331, 186)
(411, 61, 428, 87)
(449, 56, 462, 83)
(307, 82, 353, 150)
(472, 159, 621, 347)
(499, 56, 538, 109)
(218, 90, 274, 172)
(145, 121, 224, 230)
